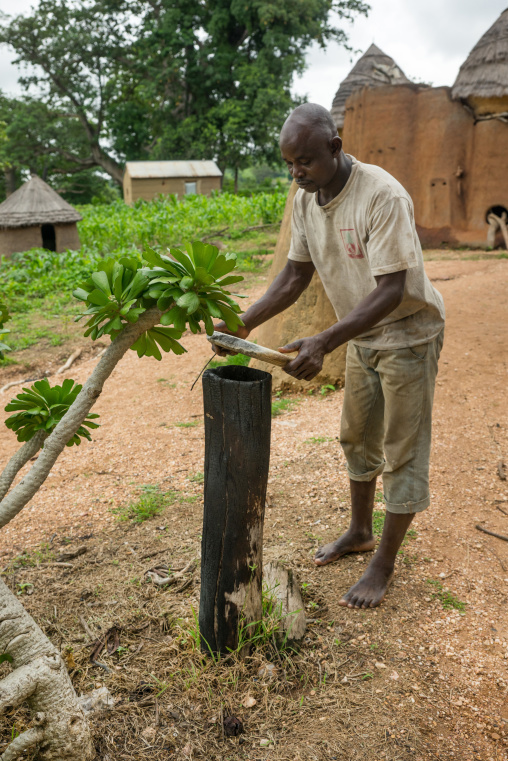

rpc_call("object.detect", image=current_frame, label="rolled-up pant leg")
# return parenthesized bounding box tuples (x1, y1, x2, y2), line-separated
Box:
(378, 332, 443, 514)
(340, 342, 386, 482)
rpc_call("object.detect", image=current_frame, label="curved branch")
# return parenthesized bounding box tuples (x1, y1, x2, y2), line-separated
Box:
(0, 431, 47, 503)
(0, 308, 162, 529)
(0, 727, 44, 761)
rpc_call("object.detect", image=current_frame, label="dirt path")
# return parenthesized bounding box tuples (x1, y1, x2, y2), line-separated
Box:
(0, 258, 507, 759)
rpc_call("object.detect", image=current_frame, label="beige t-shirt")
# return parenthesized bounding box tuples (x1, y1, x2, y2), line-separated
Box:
(288, 156, 445, 349)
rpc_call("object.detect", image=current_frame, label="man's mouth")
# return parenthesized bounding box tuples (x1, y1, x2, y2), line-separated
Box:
(296, 180, 312, 187)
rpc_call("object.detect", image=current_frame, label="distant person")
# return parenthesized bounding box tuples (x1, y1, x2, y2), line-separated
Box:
(213, 103, 445, 609)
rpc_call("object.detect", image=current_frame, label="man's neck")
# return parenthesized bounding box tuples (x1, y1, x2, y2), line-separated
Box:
(317, 153, 352, 207)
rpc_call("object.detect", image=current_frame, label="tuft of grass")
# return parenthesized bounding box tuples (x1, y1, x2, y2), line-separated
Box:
(372, 509, 385, 538)
(320, 384, 336, 396)
(426, 579, 467, 612)
(10, 544, 55, 568)
(271, 396, 297, 417)
(209, 352, 250, 369)
(304, 436, 334, 444)
(175, 421, 200, 428)
(189, 471, 204, 484)
(112, 484, 176, 523)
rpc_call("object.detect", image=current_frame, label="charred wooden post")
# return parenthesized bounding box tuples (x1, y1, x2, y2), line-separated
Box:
(200, 365, 272, 656)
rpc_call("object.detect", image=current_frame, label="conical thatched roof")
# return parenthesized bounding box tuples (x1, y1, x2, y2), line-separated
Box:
(452, 8, 508, 100)
(0, 175, 82, 229)
(331, 43, 412, 129)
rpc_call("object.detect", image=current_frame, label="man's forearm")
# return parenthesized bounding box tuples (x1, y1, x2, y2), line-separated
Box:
(241, 261, 314, 331)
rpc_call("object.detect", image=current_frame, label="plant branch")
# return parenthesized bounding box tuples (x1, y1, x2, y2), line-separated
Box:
(0, 430, 47, 503)
(0, 308, 162, 529)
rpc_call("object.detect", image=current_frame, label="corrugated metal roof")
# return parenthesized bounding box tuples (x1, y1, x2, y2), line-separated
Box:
(125, 160, 223, 179)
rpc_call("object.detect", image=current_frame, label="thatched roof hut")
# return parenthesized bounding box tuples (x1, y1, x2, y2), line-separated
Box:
(452, 8, 508, 114)
(331, 43, 411, 130)
(0, 175, 82, 257)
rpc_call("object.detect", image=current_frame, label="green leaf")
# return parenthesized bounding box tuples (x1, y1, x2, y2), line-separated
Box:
(91, 270, 112, 295)
(176, 291, 200, 314)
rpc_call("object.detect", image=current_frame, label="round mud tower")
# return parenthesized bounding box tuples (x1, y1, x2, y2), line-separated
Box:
(200, 366, 272, 655)
(251, 181, 346, 390)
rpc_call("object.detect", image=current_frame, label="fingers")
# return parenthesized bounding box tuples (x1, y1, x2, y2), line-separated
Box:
(278, 340, 303, 354)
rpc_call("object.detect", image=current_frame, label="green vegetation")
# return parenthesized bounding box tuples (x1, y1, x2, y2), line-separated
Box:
(0, 193, 283, 364)
(271, 395, 298, 417)
(112, 484, 176, 524)
(426, 579, 467, 612)
(4, 378, 99, 446)
(304, 436, 334, 444)
(209, 352, 251, 369)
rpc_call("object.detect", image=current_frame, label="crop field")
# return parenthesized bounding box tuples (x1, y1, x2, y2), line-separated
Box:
(0, 191, 285, 378)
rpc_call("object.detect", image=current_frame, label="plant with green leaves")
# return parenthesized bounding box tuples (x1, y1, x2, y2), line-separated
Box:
(4, 378, 99, 446)
(0, 302, 10, 359)
(0, 239, 243, 761)
(73, 241, 244, 360)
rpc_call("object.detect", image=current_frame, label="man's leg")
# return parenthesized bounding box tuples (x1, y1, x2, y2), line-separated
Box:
(315, 342, 385, 566)
(314, 478, 377, 565)
(338, 511, 414, 608)
(339, 331, 444, 608)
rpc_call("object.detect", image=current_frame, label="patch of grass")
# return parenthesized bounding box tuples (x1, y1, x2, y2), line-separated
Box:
(188, 471, 204, 484)
(209, 352, 250, 369)
(372, 509, 385, 538)
(271, 396, 297, 417)
(175, 421, 200, 428)
(10, 544, 55, 568)
(426, 579, 467, 612)
(320, 384, 336, 396)
(112, 484, 177, 523)
(304, 436, 334, 444)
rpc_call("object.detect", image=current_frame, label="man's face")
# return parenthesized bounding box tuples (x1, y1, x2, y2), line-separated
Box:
(280, 125, 341, 194)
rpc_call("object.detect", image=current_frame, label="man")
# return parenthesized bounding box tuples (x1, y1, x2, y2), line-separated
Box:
(214, 102, 445, 609)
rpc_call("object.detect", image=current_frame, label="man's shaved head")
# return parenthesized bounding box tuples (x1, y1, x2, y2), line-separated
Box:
(280, 103, 338, 142)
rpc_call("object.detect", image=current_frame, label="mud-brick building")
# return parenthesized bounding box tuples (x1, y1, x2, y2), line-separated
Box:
(0, 175, 82, 257)
(123, 161, 223, 203)
(338, 9, 508, 248)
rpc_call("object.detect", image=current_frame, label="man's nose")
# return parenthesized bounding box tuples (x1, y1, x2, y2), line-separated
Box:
(292, 164, 305, 178)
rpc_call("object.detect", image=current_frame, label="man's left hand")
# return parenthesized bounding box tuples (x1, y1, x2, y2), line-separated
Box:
(279, 336, 326, 381)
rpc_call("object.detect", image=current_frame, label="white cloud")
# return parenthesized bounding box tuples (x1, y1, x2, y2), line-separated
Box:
(292, 0, 508, 108)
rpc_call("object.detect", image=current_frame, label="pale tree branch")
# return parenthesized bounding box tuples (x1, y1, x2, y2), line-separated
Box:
(0, 727, 44, 761)
(0, 430, 48, 503)
(0, 307, 162, 529)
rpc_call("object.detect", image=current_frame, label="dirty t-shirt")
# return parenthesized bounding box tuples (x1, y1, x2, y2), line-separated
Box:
(288, 155, 445, 349)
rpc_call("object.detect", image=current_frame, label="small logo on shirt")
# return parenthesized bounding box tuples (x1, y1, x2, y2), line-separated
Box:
(340, 229, 364, 259)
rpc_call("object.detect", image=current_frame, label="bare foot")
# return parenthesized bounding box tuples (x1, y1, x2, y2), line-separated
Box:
(314, 529, 376, 566)
(339, 561, 394, 609)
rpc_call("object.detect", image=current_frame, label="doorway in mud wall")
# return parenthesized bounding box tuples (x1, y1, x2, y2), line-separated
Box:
(41, 223, 56, 251)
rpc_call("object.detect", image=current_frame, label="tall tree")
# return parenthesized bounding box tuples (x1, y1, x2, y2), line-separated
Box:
(0, 0, 369, 185)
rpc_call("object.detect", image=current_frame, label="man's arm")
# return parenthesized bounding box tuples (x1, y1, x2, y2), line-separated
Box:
(212, 259, 315, 356)
(280, 270, 407, 381)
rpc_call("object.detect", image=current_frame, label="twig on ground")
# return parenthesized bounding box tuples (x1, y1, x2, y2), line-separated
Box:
(56, 347, 83, 375)
(79, 614, 96, 640)
(475, 524, 508, 542)
(484, 543, 507, 571)
(498, 460, 507, 481)
(496, 504, 508, 516)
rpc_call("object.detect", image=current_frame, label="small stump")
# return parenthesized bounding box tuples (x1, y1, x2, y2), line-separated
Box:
(199, 365, 272, 655)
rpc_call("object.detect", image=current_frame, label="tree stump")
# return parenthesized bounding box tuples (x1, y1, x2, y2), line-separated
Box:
(200, 365, 272, 655)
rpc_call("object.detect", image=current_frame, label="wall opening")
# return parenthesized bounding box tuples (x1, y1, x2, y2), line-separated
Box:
(41, 223, 56, 251)
(485, 205, 508, 222)
(185, 181, 197, 195)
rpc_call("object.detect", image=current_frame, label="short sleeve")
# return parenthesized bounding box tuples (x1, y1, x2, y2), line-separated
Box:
(288, 200, 312, 262)
(366, 196, 419, 276)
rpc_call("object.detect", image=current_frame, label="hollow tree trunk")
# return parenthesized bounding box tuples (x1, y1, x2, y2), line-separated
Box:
(199, 366, 271, 655)
(250, 181, 347, 390)
(0, 578, 93, 760)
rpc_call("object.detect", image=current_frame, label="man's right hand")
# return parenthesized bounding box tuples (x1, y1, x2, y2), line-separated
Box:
(211, 321, 251, 357)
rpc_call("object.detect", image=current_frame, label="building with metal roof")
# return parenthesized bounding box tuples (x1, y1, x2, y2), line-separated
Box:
(123, 160, 223, 203)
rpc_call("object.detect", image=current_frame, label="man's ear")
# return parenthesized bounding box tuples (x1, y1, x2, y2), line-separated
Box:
(330, 135, 342, 157)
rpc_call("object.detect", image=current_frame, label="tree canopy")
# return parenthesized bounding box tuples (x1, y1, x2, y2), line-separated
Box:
(0, 0, 369, 190)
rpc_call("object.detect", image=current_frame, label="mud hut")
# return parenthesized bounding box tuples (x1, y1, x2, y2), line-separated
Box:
(452, 7, 508, 117)
(341, 8, 508, 248)
(123, 161, 222, 203)
(331, 43, 411, 132)
(0, 175, 81, 258)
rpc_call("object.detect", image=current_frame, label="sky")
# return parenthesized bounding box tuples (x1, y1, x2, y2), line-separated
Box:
(0, 0, 507, 109)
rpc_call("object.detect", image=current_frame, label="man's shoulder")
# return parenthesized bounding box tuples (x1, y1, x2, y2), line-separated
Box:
(351, 157, 413, 208)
